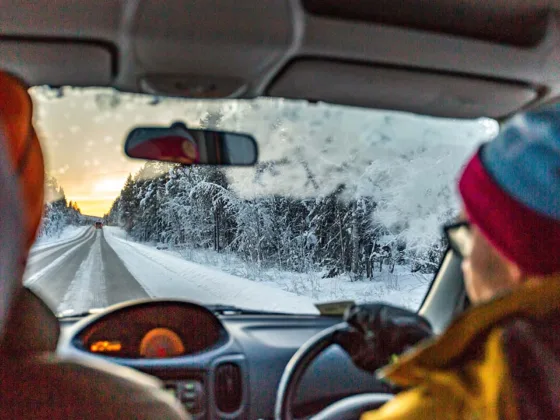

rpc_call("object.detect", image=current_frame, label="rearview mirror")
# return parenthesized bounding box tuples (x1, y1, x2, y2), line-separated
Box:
(124, 122, 258, 166)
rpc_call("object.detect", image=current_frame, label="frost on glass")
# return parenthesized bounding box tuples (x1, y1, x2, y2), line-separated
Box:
(30, 87, 498, 310)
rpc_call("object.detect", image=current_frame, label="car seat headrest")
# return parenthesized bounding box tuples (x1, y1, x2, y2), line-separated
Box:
(0, 288, 60, 354)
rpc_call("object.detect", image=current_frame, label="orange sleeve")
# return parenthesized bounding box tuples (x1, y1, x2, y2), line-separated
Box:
(360, 387, 449, 420)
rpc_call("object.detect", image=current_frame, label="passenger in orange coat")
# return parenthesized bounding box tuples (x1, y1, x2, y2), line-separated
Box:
(0, 71, 45, 252)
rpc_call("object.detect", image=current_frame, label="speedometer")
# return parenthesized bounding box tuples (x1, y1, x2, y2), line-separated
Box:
(139, 328, 185, 358)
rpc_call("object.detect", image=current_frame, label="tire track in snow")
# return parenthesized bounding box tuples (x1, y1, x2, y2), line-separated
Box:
(99, 229, 150, 305)
(57, 230, 107, 315)
(103, 234, 157, 298)
(29, 226, 89, 256)
(24, 228, 95, 286)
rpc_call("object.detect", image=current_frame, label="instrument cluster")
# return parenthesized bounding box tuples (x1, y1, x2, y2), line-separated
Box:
(76, 301, 227, 359)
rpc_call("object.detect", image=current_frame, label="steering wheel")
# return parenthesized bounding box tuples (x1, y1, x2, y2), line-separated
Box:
(275, 322, 393, 420)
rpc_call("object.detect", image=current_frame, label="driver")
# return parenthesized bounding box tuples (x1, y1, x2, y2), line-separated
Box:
(347, 104, 560, 419)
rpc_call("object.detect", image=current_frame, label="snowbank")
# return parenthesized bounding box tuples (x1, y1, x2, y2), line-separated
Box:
(106, 227, 431, 311)
(265, 269, 431, 310)
(104, 227, 319, 314)
(170, 247, 431, 310)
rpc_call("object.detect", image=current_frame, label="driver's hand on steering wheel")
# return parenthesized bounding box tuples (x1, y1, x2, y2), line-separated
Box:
(334, 303, 433, 373)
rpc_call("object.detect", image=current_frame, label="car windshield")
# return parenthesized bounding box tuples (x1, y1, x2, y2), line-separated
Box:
(24, 87, 498, 316)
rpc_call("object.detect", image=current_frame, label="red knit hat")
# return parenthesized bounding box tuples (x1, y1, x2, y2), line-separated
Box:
(459, 144, 560, 276)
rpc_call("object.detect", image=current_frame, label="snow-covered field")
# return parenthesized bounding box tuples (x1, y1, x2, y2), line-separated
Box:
(108, 227, 432, 311)
(104, 227, 319, 314)
(260, 267, 431, 310)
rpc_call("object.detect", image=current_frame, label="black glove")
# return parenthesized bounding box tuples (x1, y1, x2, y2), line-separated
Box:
(334, 303, 433, 372)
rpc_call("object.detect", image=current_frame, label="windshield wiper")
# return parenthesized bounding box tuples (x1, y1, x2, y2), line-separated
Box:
(57, 308, 105, 319)
(56, 305, 290, 319)
(205, 304, 291, 316)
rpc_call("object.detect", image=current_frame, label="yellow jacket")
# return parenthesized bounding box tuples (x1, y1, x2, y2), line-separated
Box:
(362, 275, 560, 419)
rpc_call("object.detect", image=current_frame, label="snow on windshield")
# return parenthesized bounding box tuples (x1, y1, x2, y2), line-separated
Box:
(25, 87, 498, 314)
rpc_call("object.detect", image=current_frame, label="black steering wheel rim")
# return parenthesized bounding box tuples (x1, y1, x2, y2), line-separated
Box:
(274, 322, 351, 420)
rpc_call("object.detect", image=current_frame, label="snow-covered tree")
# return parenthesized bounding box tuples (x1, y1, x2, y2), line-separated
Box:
(38, 174, 85, 238)
(106, 98, 497, 282)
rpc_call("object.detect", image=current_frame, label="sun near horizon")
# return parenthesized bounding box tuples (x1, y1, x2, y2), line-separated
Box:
(67, 176, 132, 217)
(70, 198, 117, 218)
(31, 88, 152, 219)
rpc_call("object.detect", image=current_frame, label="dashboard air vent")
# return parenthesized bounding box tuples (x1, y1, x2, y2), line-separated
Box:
(214, 362, 242, 413)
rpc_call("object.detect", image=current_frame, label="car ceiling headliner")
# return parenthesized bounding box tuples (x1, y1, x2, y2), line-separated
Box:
(1, 0, 560, 120)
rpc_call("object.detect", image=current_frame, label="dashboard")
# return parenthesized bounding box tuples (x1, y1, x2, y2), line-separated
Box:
(58, 299, 390, 419)
(76, 302, 226, 359)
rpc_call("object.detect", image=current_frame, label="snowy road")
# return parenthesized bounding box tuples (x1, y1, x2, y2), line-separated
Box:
(23, 226, 318, 315)
(24, 227, 149, 315)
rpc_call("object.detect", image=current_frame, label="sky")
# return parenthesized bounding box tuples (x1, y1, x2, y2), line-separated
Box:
(29, 87, 498, 218)
(30, 88, 212, 216)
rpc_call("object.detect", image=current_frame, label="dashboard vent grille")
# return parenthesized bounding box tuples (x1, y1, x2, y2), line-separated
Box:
(214, 362, 242, 413)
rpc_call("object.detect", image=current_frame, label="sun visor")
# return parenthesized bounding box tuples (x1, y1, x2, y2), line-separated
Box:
(0, 40, 113, 86)
(268, 60, 538, 119)
(302, 0, 548, 47)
